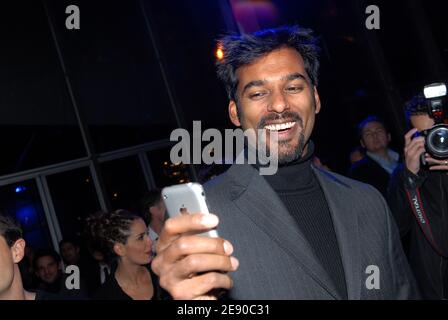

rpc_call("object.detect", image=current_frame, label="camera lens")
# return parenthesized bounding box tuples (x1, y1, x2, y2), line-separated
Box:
(426, 125, 448, 158)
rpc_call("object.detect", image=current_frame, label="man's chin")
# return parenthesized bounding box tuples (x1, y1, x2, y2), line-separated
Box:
(276, 138, 306, 164)
(278, 151, 301, 164)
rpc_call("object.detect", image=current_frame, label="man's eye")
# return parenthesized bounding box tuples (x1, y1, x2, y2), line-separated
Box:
(286, 86, 303, 93)
(249, 92, 266, 99)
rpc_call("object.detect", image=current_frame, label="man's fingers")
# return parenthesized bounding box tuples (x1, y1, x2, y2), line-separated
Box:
(429, 165, 448, 171)
(405, 139, 425, 157)
(425, 156, 448, 165)
(164, 236, 233, 262)
(167, 272, 234, 300)
(404, 128, 419, 146)
(157, 213, 219, 252)
(175, 254, 239, 279)
(405, 136, 424, 152)
(152, 235, 235, 275)
(426, 156, 448, 170)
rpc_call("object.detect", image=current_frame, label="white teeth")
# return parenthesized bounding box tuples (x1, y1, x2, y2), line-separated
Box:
(264, 122, 296, 131)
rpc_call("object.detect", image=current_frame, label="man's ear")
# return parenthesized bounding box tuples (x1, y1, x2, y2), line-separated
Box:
(360, 139, 365, 148)
(113, 243, 125, 257)
(228, 100, 241, 127)
(314, 86, 321, 114)
(11, 239, 25, 264)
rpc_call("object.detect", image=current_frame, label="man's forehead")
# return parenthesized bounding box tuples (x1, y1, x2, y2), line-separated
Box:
(236, 48, 306, 83)
(363, 121, 386, 131)
(38, 256, 56, 265)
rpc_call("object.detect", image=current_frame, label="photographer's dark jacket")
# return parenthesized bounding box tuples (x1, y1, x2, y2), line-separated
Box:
(387, 164, 448, 299)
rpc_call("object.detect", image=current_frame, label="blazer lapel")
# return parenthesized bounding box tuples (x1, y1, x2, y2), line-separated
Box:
(313, 167, 362, 299)
(226, 163, 341, 299)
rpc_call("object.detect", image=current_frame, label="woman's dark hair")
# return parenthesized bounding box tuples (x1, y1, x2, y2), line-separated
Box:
(85, 209, 141, 260)
(0, 213, 23, 247)
(216, 25, 320, 102)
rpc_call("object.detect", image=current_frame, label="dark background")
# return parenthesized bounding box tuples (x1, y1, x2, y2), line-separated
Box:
(1, 0, 447, 174)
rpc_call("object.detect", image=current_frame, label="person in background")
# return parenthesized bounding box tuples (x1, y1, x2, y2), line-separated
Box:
(140, 189, 166, 255)
(18, 245, 39, 290)
(59, 237, 99, 297)
(90, 249, 112, 286)
(349, 116, 401, 197)
(388, 94, 448, 299)
(33, 248, 88, 299)
(86, 209, 159, 300)
(349, 146, 365, 165)
(0, 214, 62, 300)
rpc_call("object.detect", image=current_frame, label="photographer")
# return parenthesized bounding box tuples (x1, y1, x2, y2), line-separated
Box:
(388, 89, 448, 299)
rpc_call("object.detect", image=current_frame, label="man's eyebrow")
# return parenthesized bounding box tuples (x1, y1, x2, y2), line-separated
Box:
(241, 73, 307, 96)
(282, 73, 307, 82)
(241, 79, 266, 96)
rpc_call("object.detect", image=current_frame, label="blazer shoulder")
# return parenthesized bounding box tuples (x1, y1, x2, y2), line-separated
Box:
(203, 169, 235, 201)
(314, 166, 385, 199)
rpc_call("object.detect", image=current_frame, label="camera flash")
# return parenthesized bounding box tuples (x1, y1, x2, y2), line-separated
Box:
(424, 83, 447, 99)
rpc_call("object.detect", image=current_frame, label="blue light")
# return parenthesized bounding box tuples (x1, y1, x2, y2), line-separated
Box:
(16, 205, 37, 227)
(15, 186, 26, 193)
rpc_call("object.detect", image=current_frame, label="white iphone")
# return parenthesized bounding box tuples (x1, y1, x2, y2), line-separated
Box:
(162, 183, 219, 238)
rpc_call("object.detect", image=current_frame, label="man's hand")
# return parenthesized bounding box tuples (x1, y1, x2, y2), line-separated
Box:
(151, 213, 239, 300)
(404, 128, 425, 175)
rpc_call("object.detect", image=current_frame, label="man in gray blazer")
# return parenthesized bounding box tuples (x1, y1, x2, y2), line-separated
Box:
(152, 25, 419, 299)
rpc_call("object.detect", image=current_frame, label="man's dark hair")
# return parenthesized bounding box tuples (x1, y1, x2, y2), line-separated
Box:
(33, 248, 61, 270)
(139, 189, 162, 225)
(357, 115, 389, 140)
(403, 93, 429, 127)
(0, 214, 22, 247)
(405, 94, 428, 116)
(216, 25, 320, 102)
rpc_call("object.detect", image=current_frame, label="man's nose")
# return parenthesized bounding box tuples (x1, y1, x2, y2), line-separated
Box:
(268, 90, 289, 113)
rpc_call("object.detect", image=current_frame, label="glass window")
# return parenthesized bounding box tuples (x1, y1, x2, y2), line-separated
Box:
(46, 167, 101, 239)
(45, 1, 178, 153)
(0, 2, 87, 176)
(0, 180, 54, 250)
(100, 156, 148, 212)
(142, 0, 231, 131)
(147, 148, 192, 187)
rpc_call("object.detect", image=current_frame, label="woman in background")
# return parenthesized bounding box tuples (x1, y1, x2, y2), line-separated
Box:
(86, 209, 158, 300)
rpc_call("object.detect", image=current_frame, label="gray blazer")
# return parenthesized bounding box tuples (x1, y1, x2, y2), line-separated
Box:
(204, 163, 420, 299)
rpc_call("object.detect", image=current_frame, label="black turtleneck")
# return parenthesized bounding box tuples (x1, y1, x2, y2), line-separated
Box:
(264, 142, 347, 299)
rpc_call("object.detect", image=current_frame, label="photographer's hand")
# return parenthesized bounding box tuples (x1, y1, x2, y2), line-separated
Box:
(404, 128, 426, 175)
(425, 155, 448, 171)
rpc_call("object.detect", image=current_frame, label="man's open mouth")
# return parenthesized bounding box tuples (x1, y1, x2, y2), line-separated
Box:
(263, 121, 296, 132)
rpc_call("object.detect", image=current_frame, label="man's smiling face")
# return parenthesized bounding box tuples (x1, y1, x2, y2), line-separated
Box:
(228, 46, 321, 164)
